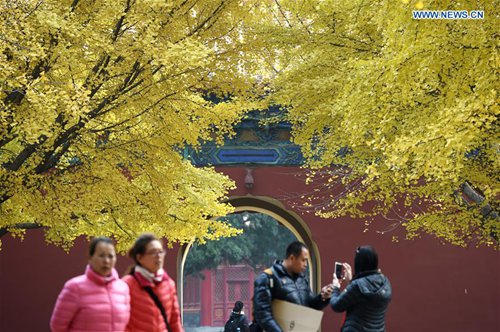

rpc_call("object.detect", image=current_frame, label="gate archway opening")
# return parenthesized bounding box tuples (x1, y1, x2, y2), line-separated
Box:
(178, 196, 321, 331)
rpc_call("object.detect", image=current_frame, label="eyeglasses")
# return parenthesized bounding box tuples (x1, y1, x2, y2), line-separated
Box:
(145, 250, 165, 256)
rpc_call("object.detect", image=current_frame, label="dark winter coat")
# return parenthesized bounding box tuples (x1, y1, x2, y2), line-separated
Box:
(224, 312, 250, 332)
(330, 271, 392, 332)
(253, 261, 329, 332)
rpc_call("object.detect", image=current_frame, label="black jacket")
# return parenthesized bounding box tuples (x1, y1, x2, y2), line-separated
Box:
(330, 271, 392, 332)
(253, 261, 329, 332)
(225, 312, 250, 332)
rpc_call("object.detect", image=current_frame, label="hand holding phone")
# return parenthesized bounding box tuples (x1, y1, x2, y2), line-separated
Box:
(343, 262, 353, 282)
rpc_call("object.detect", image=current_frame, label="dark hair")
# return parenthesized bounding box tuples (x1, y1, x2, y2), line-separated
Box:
(286, 241, 307, 258)
(354, 245, 378, 276)
(89, 237, 114, 257)
(128, 233, 159, 264)
(233, 301, 244, 313)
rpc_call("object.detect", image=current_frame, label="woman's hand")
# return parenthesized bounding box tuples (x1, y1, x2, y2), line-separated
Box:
(332, 272, 341, 289)
(343, 263, 353, 282)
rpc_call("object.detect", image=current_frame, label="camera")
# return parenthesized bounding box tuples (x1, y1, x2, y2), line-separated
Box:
(335, 262, 343, 279)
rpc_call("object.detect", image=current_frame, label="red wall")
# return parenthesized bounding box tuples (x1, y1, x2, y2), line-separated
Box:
(1, 166, 499, 332)
(0, 233, 179, 332)
(216, 166, 500, 332)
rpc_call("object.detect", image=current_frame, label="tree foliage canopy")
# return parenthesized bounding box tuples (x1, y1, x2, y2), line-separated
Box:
(259, 0, 498, 247)
(1, 0, 497, 250)
(0, 0, 269, 250)
(184, 213, 296, 277)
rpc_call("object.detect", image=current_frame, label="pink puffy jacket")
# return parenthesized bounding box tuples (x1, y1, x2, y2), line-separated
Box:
(50, 265, 130, 332)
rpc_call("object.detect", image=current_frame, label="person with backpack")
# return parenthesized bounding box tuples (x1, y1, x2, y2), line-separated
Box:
(252, 241, 333, 332)
(224, 301, 250, 332)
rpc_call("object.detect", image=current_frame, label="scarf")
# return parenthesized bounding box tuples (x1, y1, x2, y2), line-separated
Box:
(135, 265, 165, 284)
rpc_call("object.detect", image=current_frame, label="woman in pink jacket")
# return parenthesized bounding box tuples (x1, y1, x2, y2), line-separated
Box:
(50, 237, 130, 332)
(123, 233, 183, 332)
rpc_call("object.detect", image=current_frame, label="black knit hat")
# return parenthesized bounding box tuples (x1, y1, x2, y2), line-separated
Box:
(233, 301, 244, 312)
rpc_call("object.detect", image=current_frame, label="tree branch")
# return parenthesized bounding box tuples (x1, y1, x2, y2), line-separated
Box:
(0, 223, 43, 239)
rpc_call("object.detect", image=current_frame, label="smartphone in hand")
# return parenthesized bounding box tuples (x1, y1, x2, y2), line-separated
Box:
(335, 262, 343, 279)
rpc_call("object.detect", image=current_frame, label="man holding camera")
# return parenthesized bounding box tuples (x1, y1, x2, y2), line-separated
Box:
(252, 241, 333, 332)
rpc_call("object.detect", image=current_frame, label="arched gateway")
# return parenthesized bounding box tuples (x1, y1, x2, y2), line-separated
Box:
(178, 196, 322, 328)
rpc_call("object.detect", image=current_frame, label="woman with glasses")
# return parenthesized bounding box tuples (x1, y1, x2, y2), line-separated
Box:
(330, 245, 392, 332)
(50, 237, 130, 332)
(123, 233, 183, 332)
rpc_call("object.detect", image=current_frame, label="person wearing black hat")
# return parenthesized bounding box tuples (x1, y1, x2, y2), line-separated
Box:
(330, 245, 392, 332)
(224, 301, 250, 332)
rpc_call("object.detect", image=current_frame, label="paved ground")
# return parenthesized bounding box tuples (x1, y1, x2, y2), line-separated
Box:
(185, 327, 223, 332)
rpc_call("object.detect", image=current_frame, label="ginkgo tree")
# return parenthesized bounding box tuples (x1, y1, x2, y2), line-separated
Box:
(259, 0, 498, 247)
(2, 0, 497, 251)
(0, 0, 272, 250)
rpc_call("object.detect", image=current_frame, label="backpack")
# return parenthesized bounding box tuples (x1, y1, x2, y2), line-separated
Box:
(224, 314, 244, 332)
(250, 267, 276, 332)
(249, 321, 262, 332)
